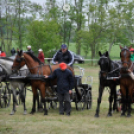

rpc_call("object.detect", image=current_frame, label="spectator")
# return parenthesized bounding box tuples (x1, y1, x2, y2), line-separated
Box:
(27, 45, 33, 53)
(11, 47, 16, 56)
(130, 48, 134, 62)
(38, 48, 45, 63)
(44, 62, 74, 116)
(52, 44, 74, 67)
(0, 51, 6, 57)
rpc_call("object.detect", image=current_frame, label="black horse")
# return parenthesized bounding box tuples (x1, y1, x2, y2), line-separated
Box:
(95, 51, 121, 117)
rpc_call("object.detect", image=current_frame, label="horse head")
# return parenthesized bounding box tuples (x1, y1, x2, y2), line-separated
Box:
(98, 51, 111, 79)
(120, 45, 132, 71)
(12, 50, 26, 71)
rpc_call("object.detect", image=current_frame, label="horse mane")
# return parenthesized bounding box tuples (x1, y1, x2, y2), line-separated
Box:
(25, 52, 42, 64)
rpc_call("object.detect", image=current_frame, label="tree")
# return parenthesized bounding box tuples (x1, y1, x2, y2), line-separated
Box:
(26, 20, 62, 56)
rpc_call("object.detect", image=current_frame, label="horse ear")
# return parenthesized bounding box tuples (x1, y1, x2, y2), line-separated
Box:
(98, 51, 102, 56)
(18, 50, 23, 56)
(105, 51, 109, 57)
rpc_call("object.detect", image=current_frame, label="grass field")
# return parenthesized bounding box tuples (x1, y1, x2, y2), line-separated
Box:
(0, 64, 134, 134)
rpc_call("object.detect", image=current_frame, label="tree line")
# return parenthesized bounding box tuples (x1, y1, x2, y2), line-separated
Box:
(0, 0, 134, 58)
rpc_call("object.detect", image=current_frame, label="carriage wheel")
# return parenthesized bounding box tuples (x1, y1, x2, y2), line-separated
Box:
(87, 90, 92, 109)
(75, 88, 86, 110)
(0, 83, 11, 108)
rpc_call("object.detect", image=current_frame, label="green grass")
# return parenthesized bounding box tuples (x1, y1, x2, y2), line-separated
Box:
(0, 64, 133, 134)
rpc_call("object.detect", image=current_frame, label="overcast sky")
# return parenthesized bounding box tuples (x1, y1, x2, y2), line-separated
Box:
(30, 0, 45, 5)
(30, 0, 64, 5)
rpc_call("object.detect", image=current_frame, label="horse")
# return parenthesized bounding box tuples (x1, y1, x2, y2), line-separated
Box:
(12, 50, 80, 115)
(119, 45, 134, 117)
(95, 51, 120, 117)
(0, 57, 29, 115)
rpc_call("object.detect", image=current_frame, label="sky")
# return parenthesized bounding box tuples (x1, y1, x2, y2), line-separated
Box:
(30, 0, 64, 5)
(30, 0, 45, 5)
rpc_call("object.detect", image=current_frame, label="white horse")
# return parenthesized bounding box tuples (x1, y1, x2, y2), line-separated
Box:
(0, 57, 29, 115)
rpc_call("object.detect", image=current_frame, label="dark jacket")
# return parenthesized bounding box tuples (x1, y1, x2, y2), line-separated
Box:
(27, 49, 34, 54)
(52, 50, 74, 66)
(11, 48, 16, 55)
(48, 68, 74, 94)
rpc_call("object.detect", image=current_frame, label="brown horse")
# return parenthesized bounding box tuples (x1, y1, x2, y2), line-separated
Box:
(120, 45, 134, 117)
(12, 50, 80, 115)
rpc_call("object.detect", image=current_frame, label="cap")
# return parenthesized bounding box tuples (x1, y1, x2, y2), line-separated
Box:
(130, 48, 134, 52)
(38, 48, 43, 52)
(27, 45, 31, 48)
(59, 62, 67, 70)
(61, 44, 67, 49)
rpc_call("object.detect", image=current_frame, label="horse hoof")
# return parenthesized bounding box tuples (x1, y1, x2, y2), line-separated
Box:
(44, 110, 48, 115)
(127, 114, 131, 117)
(107, 113, 112, 117)
(120, 114, 126, 117)
(23, 110, 27, 115)
(30, 111, 35, 114)
(94, 114, 99, 118)
(10, 110, 15, 115)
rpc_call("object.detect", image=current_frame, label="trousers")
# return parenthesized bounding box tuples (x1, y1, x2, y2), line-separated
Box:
(57, 92, 71, 115)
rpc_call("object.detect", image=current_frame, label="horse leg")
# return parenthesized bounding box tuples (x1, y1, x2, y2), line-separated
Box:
(95, 85, 104, 117)
(19, 86, 27, 115)
(121, 95, 126, 116)
(120, 85, 127, 116)
(10, 88, 17, 115)
(127, 96, 132, 117)
(30, 86, 38, 114)
(127, 87, 133, 117)
(107, 86, 115, 116)
(113, 86, 117, 111)
(37, 90, 43, 112)
(39, 84, 48, 115)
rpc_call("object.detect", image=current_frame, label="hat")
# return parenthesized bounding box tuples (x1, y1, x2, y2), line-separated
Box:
(27, 45, 31, 48)
(38, 48, 43, 52)
(130, 48, 134, 52)
(59, 62, 67, 70)
(61, 44, 67, 49)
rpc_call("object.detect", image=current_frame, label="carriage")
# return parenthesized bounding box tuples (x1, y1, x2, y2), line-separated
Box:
(0, 57, 93, 112)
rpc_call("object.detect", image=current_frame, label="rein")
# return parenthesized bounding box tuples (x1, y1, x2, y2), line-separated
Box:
(13, 54, 53, 76)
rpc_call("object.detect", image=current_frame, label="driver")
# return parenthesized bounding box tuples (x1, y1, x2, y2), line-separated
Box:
(52, 44, 74, 67)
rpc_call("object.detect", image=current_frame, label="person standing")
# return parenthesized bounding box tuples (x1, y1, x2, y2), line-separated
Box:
(44, 62, 74, 116)
(0, 47, 6, 57)
(52, 44, 74, 67)
(27, 45, 33, 53)
(38, 48, 45, 63)
(130, 48, 134, 62)
(11, 47, 16, 56)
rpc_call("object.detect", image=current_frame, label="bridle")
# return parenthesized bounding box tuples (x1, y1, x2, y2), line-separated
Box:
(99, 56, 110, 73)
(99, 55, 120, 79)
(120, 47, 132, 70)
(12, 53, 45, 75)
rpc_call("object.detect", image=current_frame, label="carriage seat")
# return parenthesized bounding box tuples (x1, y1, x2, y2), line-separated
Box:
(80, 84, 92, 90)
(75, 75, 82, 86)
